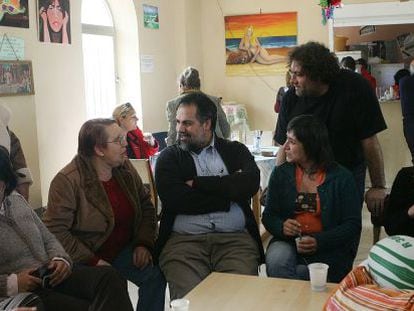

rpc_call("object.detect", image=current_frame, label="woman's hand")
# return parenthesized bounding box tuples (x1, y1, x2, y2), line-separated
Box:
(133, 246, 153, 269)
(63, 11, 70, 27)
(39, 7, 47, 23)
(296, 236, 317, 254)
(283, 219, 302, 237)
(17, 268, 41, 292)
(48, 260, 71, 287)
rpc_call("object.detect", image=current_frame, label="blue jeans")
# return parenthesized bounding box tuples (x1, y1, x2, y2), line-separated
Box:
(112, 245, 166, 311)
(265, 240, 309, 280)
(266, 239, 354, 283)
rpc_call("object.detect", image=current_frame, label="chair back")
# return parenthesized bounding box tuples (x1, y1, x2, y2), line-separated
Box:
(152, 131, 168, 151)
(129, 159, 158, 209)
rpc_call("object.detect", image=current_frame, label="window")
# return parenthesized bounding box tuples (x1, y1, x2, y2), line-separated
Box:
(82, 0, 117, 119)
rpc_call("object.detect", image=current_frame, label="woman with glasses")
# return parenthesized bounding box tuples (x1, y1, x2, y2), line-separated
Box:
(112, 103, 158, 159)
(262, 115, 361, 283)
(43, 119, 166, 311)
(0, 145, 134, 311)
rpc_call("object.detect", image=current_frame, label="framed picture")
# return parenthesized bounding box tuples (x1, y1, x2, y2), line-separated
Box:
(225, 12, 297, 76)
(0, 61, 34, 96)
(37, 0, 71, 44)
(143, 4, 159, 29)
(0, 0, 29, 28)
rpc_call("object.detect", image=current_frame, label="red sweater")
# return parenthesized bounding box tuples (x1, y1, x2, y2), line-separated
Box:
(90, 178, 134, 265)
(127, 128, 158, 159)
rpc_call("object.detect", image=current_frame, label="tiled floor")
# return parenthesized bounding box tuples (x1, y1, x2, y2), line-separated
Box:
(128, 206, 386, 309)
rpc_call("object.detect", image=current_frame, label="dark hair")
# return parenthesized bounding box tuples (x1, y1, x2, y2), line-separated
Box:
(78, 119, 116, 157)
(340, 56, 356, 71)
(0, 146, 17, 196)
(179, 67, 201, 90)
(178, 92, 217, 131)
(287, 115, 334, 171)
(356, 58, 368, 69)
(288, 42, 340, 84)
(394, 69, 410, 85)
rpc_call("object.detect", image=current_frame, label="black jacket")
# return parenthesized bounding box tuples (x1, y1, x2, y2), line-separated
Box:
(154, 137, 264, 262)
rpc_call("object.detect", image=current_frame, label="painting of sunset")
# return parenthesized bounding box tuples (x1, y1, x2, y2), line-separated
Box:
(225, 12, 297, 76)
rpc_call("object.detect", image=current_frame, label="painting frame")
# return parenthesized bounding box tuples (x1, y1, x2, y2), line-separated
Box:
(143, 4, 159, 29)
(225, 12, 298, 76)
(0, 60, 34, 97)
(0, 0, 29, 28)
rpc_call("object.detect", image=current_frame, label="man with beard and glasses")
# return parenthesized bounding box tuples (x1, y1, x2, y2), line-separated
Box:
(274, 42, 387, 233)
(154, 92, 264, 299)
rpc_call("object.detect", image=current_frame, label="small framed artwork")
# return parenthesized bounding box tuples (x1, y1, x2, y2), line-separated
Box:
(0, 61, 34, 96)
(0, 0, 29, 28)
(143, 4, 159, 29)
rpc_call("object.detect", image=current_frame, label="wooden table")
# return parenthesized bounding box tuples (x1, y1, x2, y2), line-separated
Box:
(185, 272, 336, 311)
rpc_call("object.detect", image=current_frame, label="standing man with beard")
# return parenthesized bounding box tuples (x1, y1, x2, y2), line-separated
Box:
(155, 92, 264, 299)
(274, 41, 387, 220)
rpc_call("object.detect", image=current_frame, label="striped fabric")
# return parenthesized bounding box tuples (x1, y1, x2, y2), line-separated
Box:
(324, 266, 414, 311)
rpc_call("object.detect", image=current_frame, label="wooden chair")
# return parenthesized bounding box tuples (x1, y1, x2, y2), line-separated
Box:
(252, 189, 271, 242)
(129, 159, 158, 211)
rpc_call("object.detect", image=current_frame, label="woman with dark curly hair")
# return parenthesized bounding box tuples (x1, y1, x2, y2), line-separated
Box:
(38, 0, 70, 44)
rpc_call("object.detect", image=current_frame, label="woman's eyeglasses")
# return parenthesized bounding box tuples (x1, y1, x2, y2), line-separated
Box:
(119, 103, 133, 118)
(106, 135, 127, 145)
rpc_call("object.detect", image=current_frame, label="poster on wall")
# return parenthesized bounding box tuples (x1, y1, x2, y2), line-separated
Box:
(0, 0, 29, 28)
(225, 12, 297, 76)
(37, 0, 71, 44)
(0, 61, 34, 96)
(143, 4, 159, 29)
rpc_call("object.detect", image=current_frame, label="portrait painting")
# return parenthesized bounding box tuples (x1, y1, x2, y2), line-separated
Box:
(0, 0, 29, 28)
(225, 12, 297, 76)
(37, 0, 71, 44)
(0, 61, 34, 96)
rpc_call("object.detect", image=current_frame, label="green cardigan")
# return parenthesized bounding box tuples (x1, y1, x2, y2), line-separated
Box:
(262, 162, 361, 253)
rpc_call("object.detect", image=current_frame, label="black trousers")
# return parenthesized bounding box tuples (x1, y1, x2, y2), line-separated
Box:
(403, 118, 414, 163)
(33, 266, 133, 311)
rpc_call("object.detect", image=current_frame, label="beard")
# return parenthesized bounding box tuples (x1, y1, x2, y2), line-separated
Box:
(177, 132, 205, 153)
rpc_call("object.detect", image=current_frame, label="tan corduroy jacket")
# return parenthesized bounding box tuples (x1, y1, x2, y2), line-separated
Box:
(44, 155, 157, 263)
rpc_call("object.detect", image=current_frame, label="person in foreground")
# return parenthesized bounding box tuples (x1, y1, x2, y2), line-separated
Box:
(43, 119, 166, 311)
(383, 166, 414, 237)
(166, 67, 230, 146)
(112, 102, 158, 159)
(275, 41, 387, 222)
(0, 146, 133, 311)
(263, 115, 361, 283)
(155, 92, 264, 299)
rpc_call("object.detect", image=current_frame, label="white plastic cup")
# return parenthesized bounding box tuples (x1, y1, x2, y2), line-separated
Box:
(170, 298, 189, 311)
(308, 263, 329, 292)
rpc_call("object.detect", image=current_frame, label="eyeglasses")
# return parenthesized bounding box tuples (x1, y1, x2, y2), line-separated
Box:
(119, 103, 133, 118)
(106, 135, 127, 145)
(289, 70, 305, 78)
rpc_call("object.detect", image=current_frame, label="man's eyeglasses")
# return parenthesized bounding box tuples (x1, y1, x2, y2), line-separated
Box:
(289, 70, 305, 78)
(106, 135, 127, 145)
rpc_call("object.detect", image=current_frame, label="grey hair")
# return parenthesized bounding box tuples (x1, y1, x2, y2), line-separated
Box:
(178, 66, 201, 90)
